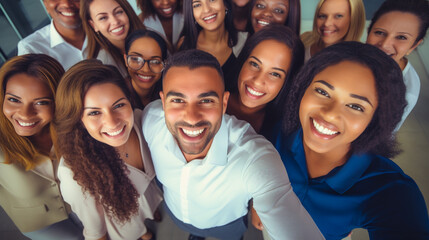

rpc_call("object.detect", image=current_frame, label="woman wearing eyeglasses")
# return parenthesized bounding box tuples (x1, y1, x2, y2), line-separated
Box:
(124, 30, 168, 109)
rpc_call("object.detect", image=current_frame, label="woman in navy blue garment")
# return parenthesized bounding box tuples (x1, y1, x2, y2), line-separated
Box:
(254, 41, 429, 239)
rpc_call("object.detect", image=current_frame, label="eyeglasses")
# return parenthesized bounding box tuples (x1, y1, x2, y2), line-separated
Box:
(126, 55, 165, 73)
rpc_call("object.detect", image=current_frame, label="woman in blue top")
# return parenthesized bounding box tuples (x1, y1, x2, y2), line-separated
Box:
(253, 41, 429, 239)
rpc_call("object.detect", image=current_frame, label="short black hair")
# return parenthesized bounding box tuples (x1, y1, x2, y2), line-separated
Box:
(125, 29, 168, 60)
(163, 49, 224, 88)
(283, 41, 406, 158)
(368, 0, 429, 45)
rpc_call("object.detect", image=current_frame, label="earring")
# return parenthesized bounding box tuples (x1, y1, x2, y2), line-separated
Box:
(225, 9, 229, 14)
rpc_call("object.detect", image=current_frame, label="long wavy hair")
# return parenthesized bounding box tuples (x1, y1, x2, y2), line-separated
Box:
(283, 42, 406, 158)
(0, 54, 63, 170)
(179, 0, 238, 50)
(232, 25, 304, 122)
(246, 0, 301, 36)
(80, 0, 145, 70)
(301, 0, 365, 47)
(54, 59, 139, 223)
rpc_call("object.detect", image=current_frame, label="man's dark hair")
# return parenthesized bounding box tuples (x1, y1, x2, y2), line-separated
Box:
(163, 49, 224, 88)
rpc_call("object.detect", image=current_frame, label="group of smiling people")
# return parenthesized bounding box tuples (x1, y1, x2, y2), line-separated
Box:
(1, 0, 429, 239)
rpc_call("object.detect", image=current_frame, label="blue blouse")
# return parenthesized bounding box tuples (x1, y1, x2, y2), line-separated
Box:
(274, 129, 429, 240)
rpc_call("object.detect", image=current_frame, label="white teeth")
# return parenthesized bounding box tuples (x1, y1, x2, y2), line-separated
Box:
(247, 86, 264, 96)
(312, 119, 338, 135)
(105, 128, 123, 136)
(203, 14, 216, 21)
(137, 74, 152, 80)
(323, 30, 335, 34)
(18, 121, 36, 127)
(162, 8, 172, 13)
(111, 26, 124, 33)
(61, 11, 75, 17)
(182, 128, 204, 137)
(257, 20, 269, 26)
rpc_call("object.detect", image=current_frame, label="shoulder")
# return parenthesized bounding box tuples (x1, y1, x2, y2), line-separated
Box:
(141, 100, 165, 136)
(17, 25, 51, 54)
(232, 32, 248, 57)
(224, 114, 280, 161)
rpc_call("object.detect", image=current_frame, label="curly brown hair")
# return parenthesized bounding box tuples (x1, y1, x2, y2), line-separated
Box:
(54, 59, 139, 223)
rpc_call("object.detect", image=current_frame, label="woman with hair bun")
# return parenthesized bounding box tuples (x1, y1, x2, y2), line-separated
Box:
(366, 0, 429, 130)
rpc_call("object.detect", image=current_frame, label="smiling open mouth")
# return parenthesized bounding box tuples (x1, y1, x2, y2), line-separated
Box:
(203, 14, 217, 21)
(111, 26, 124, 33)
(312, 119, 339, 135)
(246, 86, 264, 97)
(182, 128, 205, 137)
(17, 120, 37, 127)
(105, 126, 125, 137)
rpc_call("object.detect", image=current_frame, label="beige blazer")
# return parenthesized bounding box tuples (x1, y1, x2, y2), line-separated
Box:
(0, 151, 70, 232)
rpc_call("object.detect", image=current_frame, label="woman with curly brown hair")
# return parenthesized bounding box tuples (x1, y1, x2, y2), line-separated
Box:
(54, 59, 162, 240)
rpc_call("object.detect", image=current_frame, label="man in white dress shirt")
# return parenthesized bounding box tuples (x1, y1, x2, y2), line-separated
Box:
(142, 49, 324, 240)
(17, 0, 86, 70)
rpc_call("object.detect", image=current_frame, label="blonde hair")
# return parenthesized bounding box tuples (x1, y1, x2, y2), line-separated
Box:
(80, 0, 145, 69)
(301, 0, 365, 47)
(0, 54, 64, 170)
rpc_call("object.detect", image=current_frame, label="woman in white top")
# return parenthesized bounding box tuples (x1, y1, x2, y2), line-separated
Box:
(80, 0, 145, 76)
(301, 0, 365, 62)
(0, 54, 83, 240)
(366, 0, 429, 130)
(137, 0, 184, 48)
(54, 60, 162, 240)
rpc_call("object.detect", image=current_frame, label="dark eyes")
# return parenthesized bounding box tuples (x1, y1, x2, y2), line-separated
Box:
(346, 104, 364, 112)
(113, 103, 125, 109)
(88, 111, 101, 116)
(249, 60, 260, 70)
(315, 87, 329, 97)
(256, 3, 265, 9)
(36, 100, 51, 106)
(273, 8, 285, 14)
(396, 35, 408, 40)
(7, 97, 51, 106)
(315, 88, 365, 112)
(7, 97, 20, 103)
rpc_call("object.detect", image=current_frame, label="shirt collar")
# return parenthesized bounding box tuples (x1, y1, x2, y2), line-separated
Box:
(50, 21, 66, 48)
(204, 116, 228, 166)
(290, 128, 372, 194)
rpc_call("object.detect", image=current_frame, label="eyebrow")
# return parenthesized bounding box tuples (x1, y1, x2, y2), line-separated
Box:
(129, 52, 162, 59)
(95, 6, 121, 17)
(350, 94, 374, 107)
(315, 80, 373, 107)
(5, 93, 52, 100)
(166, 91, 220, 99)
(250, 56, 287, 75)
(373, 27, 414, 37)
(83, 97, 126, 110)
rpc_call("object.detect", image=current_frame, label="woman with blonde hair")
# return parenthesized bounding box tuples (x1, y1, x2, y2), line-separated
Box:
(80, 0, 145, 76)
(0, 54, 83, 240)
(301, 0, 365, 62)
(55, 60, 162, 240)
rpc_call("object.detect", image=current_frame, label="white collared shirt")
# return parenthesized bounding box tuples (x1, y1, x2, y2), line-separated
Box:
(143, 12, 184, 46)
(17, 21, 126, 76)
(395, 61, 421, 131)
(142, 100, 324, 240)
(17, 21, 88, 71)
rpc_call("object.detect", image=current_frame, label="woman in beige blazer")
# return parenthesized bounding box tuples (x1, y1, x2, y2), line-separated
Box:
(0, 54, 83, 240)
